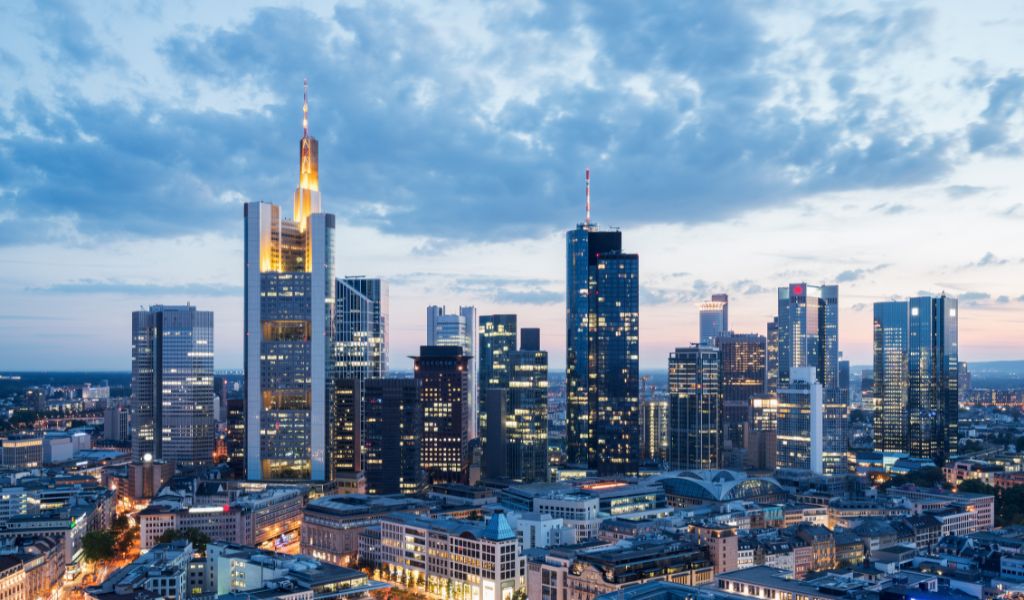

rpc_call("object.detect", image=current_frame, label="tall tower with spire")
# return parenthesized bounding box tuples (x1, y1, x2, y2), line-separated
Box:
(565, 170, 641, 475)
(243, 81, 336, 481)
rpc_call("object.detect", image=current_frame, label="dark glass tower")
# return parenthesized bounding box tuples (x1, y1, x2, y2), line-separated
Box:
(131, 305, 215, 467)
(699, 294, 729, 345)
(414, 346, 470, 484)
(873, 301, 909, 454)
(507, 328, 549, 482)
(363, 378, 424, 494)
(715, 332, 767, 452)
(566, 224, 640, 474)
(667, 344, 721, 470)
(479, 314, 517, 441)
(908, 295, 959, 463)
(775, 283, 845, 475)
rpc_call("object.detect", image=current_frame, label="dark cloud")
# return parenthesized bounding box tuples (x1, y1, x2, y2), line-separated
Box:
(33, 0, 121, 68)
(969, 73, 1024, 154)
(0, 2, 961, 246)
(29, 279, 243, 296)
(959, 291, 991, 303)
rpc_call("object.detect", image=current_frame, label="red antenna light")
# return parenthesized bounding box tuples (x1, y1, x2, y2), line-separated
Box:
(585, 168, 591, 226)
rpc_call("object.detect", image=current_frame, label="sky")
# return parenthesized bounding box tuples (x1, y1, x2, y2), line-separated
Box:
(2, 1, 1024, 371)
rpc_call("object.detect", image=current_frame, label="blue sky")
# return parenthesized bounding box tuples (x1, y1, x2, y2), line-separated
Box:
(2, 1, 1024, 371)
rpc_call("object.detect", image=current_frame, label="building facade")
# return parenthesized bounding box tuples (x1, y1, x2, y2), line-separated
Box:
(668, 345, 721, 470)
(776, 367, 824, 474)
(566, 223, 640, 474)
(244, 87, 335, 481)
(131, 304, 215, 466)
(715, 332, 767, 454)
(362, 378, 425, 495)
(699, 293, 729, 345)
(415, 346, 470, 485)
(427, 305, 478, 441)
(334, 276, 388, 380)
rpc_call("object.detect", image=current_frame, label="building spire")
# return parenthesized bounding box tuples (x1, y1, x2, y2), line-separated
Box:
(585, 167, 591, 227)
(303, 78, 309, 138)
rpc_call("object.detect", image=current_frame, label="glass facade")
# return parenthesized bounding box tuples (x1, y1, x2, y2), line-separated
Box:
(507, 330, 549, 482)
(776, 283, 846, 475)
(715, 332, 767, 452)
(478, 314, 517, 442)
(426, 306, 478, 440)
(667, 345, 721, 469)
(873, 301, 909, 454)
(415, 346, 470, 484)
(131, 305, 215, 466)
(776, 367, 824, 473)
(699, 294, 728, 345)
(334, 277, 388, 380)
(363, 378, 424, 495)
(565, 224, 640, 475)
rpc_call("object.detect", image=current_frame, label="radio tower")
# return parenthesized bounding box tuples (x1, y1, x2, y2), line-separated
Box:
(585, 168, 591, 227)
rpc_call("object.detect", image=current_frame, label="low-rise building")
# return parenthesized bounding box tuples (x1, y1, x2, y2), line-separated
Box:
(565, 538, 713, 600)
(300, 495, 430, 567)
(85, 540, 192, 600)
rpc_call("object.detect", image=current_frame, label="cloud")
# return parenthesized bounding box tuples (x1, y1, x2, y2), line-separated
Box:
(946, 184, 987, 199)
(29, 279, 243, 297)
(0, 2, 961, 246)
(959, 291, 991, 304)
(870, 203, 909, 215)
(450, 276, 561, 306)
(968, 73, 1024, 155)
(962, 252, 1012, 268)
(835, 263, 889, 283)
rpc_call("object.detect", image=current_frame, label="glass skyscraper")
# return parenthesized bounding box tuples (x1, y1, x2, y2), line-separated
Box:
(873, 295, 958, 463)
(334, 277, 389, 380)
(415, 345, 471, 484)
(566, 223, 640, 474)
(244, 85, 335, 481)
(479, 314, 517, 441)
(362, 378, 425, 495)
(427, 305, 478, 440)
(507, 328, 549, 482)
(775, 283, 846, 475)
(131, 304, 215, 466)
(699, 293, 729, 345)
(667, 344, 721, 470)
(776, 367, 824, 474)
(715, 332, 767, 453)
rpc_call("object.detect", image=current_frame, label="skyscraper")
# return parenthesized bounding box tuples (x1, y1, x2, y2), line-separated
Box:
(244, 84, 335, 481)
(667, 344, 721, 470)
(872, 295, 959, 463)
(479, 314, 517, 441)
(415, 346, 470, 484)
(745, 394, 778, 471)
(331, 378, 362, 476)
(427, 305, 478, 439)
(775, 283, 846, 475)
(362, 378, 425, 495)
(566, 188, 640, 474)
(776, 367, 824, 474)
(715, 332, 767, 453)
(507, 328, 549, 482)
(699, 294, 729, 345)
(131, 304, 215, 467)
(334, 277, 389, 380)
(640, 387, 668, 464)
(766, 317, 779, 394)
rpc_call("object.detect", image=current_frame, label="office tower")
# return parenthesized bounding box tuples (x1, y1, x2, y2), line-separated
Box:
(667, 345, 721, 470)
(776, 367, 824, 474)
(873, 301, 908, 454)
(244, 84, 335, 481)
(745, 394, 778, 471)
(776, 283, 846, 474)
(335, 277, 389, 380)
(478, 314, 517, 440)
(640, 390, 668, 464)
(766, 317, 779, 394)
(715, 332, 767, 452)
(566, 209, 640, 474)
(838, 357, 851, 406)
(507, 328, 549, 482)
(872, 296, 959, 463)
(415, 346, 470, 484)
(699, 294, 729, 345)
(427, 305, 478, 440)
(958, 362, 971, 405)
(226, 398, 245, 478)
(363, 378, 424, 494)
(331, 378, 361, 476)
(103, 399, 131, 442)
(131, 305, 215, 466)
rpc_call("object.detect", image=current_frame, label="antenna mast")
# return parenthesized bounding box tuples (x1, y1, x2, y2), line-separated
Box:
(585, 168, 591, 226)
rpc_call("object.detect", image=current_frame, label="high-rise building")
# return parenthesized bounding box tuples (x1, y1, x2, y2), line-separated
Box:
(414, 346, 470, 484)
(479, 314, 517, 441)
(715, 332, 767, 452)
(103, 399, 131, 443)
(334, 277, 389, 380)
(776, 283, 846, 474)
(745, 394, 778, 471)
(427, 305, 478, 440)
(507, 328, 549, 482)
(667, 345, 721, 470)
(226, 398, 245, 478)
(640, 392, 668, 464)
(838, 356, 851, 406)
(699, 294, 729, 345)
(244, 84, 335, 481)
(776, 367, 824, 474)
(131, 305, 215, 466)
(566, 209, 640, 475)
(362, 378, 424, 495)
(872, 295, 959, 463)
(766, 317, 779, 394)
(331, 378, 362, 476)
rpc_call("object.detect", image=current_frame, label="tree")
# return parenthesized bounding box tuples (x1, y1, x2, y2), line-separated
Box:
(158, 528, 211, 552)
(1000, 487, 1024, 526)
(957, 480, 996, 495)
(82, 531, 116, 562)
(880, 467, 946, 490)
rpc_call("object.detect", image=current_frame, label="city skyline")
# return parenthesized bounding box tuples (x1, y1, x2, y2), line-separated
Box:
(4, 2, 1024, 371)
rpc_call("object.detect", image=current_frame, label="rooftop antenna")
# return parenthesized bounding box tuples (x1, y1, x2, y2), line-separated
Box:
(585, 167, 591, 226)
(303, 78, 309, 137)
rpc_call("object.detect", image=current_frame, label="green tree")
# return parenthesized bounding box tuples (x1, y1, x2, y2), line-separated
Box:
(158, 528, 211, 552)
(999, 487, 1024, 526)
(82, 531, 116, 562)
(880, 466, 946, 490)
(957, 479, 997, 495)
